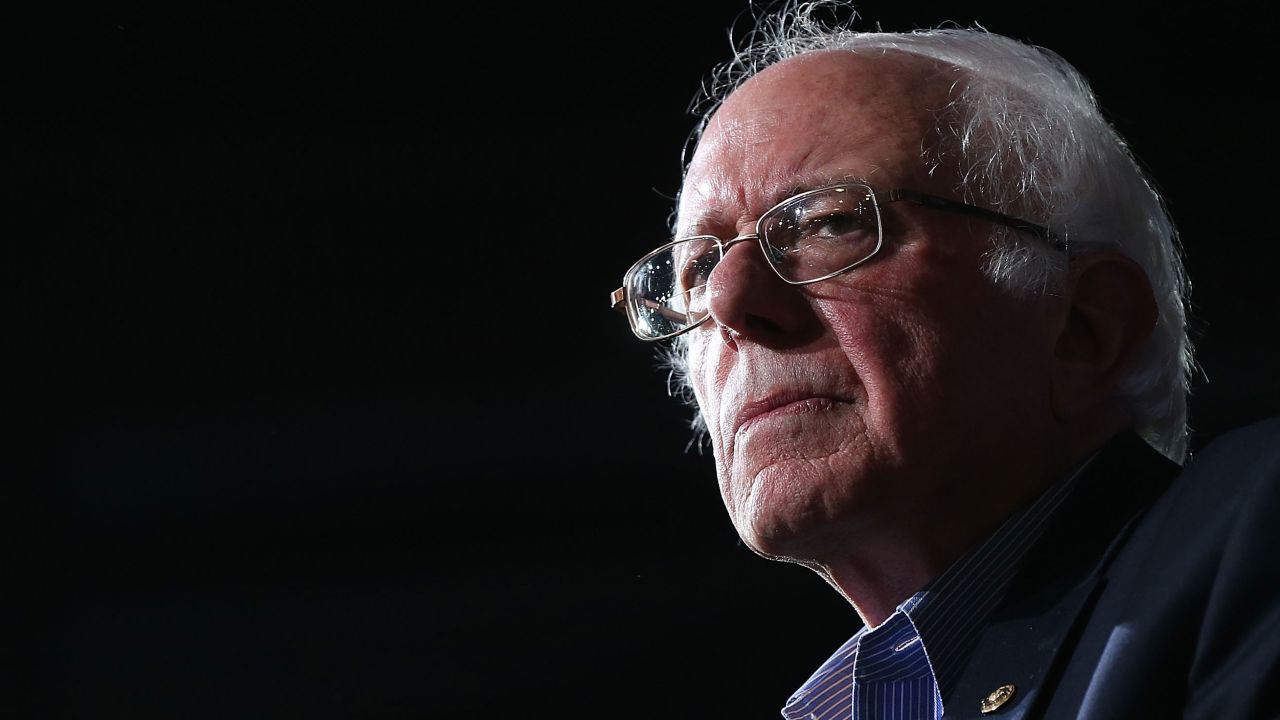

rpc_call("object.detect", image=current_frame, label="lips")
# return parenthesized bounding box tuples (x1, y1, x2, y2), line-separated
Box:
(732, 392, 847, 436)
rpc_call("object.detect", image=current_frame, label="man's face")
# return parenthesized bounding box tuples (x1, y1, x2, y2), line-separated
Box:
(678, 51, 1058, 564)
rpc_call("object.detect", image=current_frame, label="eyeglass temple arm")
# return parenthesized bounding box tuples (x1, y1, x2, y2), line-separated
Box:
(610, 287, 696, 324)
(883, 189, 1065, 251)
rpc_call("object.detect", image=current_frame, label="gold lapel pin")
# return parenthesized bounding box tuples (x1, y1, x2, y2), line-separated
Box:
(980, 683, 1016, 714)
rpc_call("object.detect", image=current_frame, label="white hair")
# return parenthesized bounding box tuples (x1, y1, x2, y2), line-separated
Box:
(664, 0, 1195, 462)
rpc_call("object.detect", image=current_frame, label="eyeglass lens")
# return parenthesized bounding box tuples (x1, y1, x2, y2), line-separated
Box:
(761, 184, 881, 283)
(625, 237, 720, 339)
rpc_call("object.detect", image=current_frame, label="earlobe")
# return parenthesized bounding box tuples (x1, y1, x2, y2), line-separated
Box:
(1049, 252, 1157, 420)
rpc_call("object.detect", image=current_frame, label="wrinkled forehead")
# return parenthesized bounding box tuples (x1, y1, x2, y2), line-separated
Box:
(676, 50, 959, 232)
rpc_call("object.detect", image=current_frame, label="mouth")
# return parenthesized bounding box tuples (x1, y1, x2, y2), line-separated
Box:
(733, 393, 847, 437)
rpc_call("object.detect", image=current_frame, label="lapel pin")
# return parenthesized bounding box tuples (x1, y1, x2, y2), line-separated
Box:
(980, 683, 1016, 714)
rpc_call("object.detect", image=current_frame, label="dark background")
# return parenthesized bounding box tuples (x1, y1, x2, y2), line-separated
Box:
(11, 1, 1280, 717)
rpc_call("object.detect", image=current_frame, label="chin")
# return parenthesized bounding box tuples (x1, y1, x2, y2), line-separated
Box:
(725, 461, 855, 561)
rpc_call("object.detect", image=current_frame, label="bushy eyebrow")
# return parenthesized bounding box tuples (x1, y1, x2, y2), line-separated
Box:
(677, 171, 877, 238)
(772, 172, 875, 207)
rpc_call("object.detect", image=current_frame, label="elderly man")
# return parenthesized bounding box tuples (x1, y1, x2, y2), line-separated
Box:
(610, 5, 1280, 720)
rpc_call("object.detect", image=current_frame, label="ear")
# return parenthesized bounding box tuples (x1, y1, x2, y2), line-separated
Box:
(1049, 251, 1158, 421)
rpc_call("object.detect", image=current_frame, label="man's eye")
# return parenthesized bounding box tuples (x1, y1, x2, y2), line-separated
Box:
(797, 211, 871, 241)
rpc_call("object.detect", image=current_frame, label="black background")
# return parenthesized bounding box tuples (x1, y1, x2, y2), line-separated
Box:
(12, 1, 1280, 717)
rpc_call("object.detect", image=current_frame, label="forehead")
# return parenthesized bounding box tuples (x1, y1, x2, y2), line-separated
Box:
(678, 50, 955, 231)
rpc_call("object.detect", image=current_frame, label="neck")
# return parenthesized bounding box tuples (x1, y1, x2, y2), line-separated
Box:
(815, 550, 943, 628)
(817, 425, 1123, 627)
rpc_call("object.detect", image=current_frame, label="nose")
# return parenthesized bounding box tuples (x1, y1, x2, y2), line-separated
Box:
(703, 234, 820, 348)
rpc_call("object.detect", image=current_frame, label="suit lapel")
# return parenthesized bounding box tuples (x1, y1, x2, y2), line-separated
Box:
(943, 432, 1178, 720)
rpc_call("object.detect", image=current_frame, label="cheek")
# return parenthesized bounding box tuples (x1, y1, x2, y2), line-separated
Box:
(686, 333, 740, 487)
(686, 335, 724, 433)
(686, 336, 711, 406)
(822, 296, 938, 394)
(823, 278, 1051, 452)
(813, 291, 962, 465)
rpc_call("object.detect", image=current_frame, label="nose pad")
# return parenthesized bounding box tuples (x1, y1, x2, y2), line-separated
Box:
(762, 241, 786, 265)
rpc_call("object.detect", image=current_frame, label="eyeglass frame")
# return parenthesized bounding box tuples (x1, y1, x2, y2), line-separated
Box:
(610, 181, 1064, 341)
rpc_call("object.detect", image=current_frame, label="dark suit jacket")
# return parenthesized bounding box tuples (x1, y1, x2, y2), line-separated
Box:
(943, 417, 1280, 720)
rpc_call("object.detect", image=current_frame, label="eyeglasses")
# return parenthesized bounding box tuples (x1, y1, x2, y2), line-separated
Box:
(610, 182, 1062, 341)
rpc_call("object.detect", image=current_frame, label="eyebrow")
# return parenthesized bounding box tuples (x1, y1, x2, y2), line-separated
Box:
(773, 172, 876, 207)
(677, 171, 878, 238)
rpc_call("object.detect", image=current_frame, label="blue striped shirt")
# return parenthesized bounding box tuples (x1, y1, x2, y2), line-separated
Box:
(780, 458, 1092, 720)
